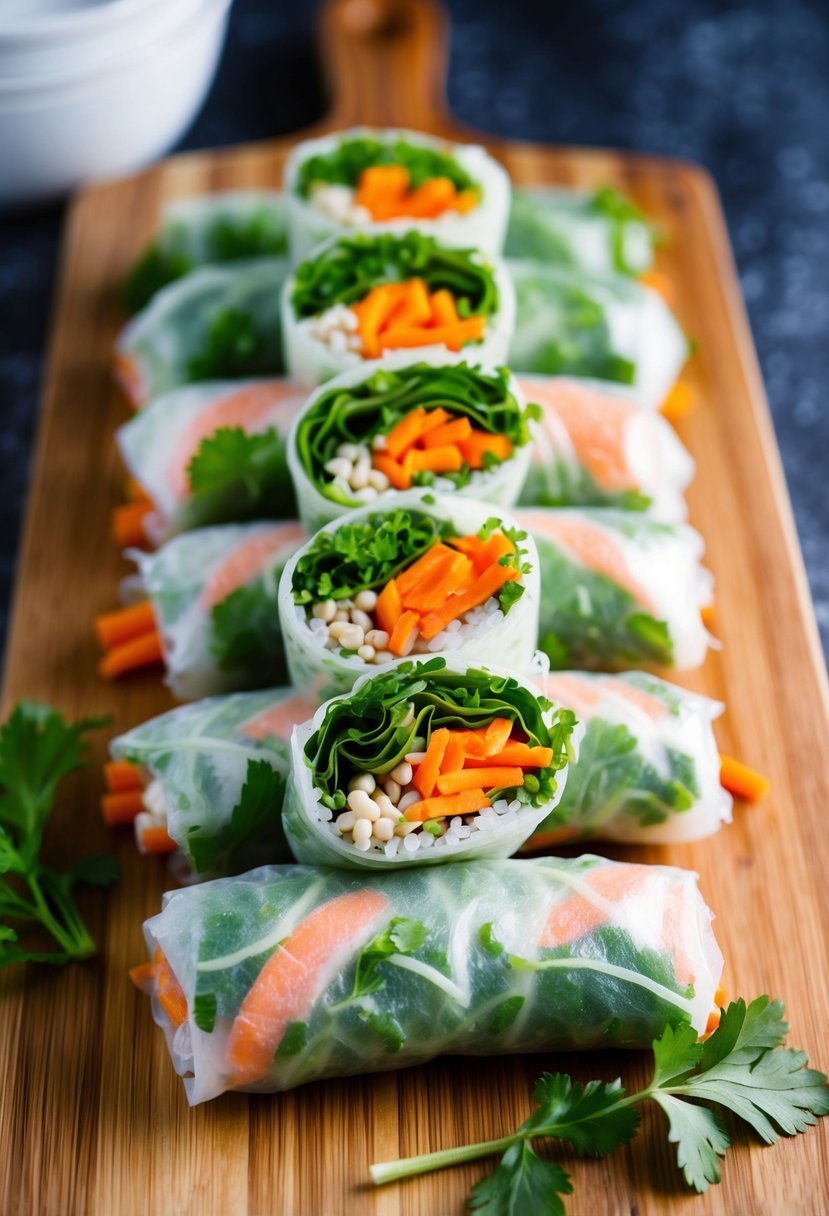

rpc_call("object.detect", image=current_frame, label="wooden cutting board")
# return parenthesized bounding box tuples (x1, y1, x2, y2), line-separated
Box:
(2, 1, 828, 1212)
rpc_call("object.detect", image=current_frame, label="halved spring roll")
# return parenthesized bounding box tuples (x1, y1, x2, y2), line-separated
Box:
(279, 491, 541, 700)
(287, 355, 536, 532)
(109, 689, 318, 874)
(284, 126, 511, 261)
(95, 521, 305, 699)
(504, 186, 656, 275)
(282, 656, 578, 868)
(514, 507, 713, 671)
(507, 260, 688, 409)
(517, 375, 694, 521)
(131, 855, 723, 1103)
(115, 259, 289, 407)
(526, 671, 732, 847)
(115, 378, 305, 544)
(123, 191, 288, 314)
(282, 229, 515, 389)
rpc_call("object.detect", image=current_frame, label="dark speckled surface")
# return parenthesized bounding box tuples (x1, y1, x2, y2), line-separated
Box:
(0, 0, 826, 661)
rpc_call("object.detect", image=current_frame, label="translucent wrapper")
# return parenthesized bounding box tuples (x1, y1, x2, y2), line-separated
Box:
(279, 492, 541, 700)
(507, 260, 688, 409)
(504, 187, 655, 275)
(517, 376, 694, 521)
(287, 354, 535, 532)
(284, 127, 511, 261)
(514, 507, 713, 671)
(122, 191, 288, 314)
(112, 689, 318, 876)
(116, 378, 305, 541)
(129, 521, 306, 699)
(529, 671, 732, 846)
(135, 855, 723, 1103)
(115, 259, 289, 407)
(282, 231, 515, 390)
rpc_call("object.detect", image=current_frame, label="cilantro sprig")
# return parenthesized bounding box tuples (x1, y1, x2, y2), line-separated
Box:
(0, 703, 120, 966)
(370, 996, 829, 1210)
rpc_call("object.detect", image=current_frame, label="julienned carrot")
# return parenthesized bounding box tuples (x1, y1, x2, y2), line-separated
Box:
(403, 177, 456, 218)
(436, 766, 524, 796)
(459, 431, 512, 469)
(404, 787, 491, 822)
(387, 278, 432, 329)
(430, 288, 459, 326)
(700, 604, 716, 629)
(353, 284, 407, 359)
(371, 452, 411, 491)
(471, 743, 553, 768)
(413, 728, 451, 798)
(375, 578, 402, 634)
(127, 477, 152, 504)
(378, 317, 485, 353)
(402, 554, 474, 613)
(719, 754, 769, 803)
(660, 379, 694, 422)
(113, 500, 152, 548)
(104, 759, 143, 792)
(408, 445, 463, 475)
(482, 718, 514, 755)
(476, 531, 515, 571)
(98, 629, 164, 680)
(441, 733, 468, 774)
(385, 407, 428, 460)
(102, 790, 145, 826)
(95, 599, 157, 650)
(420, 417, 472, 448)
(638, 269, 674, 303)
(354, 165, 478, 222)
(137, 824, 177, 855)
(388, 609, 419, 657)
(396, 543, 458, 598)
(128, 961, 156, 989)
(418, 562, 517, 641)
(152, 949, 188, 1025)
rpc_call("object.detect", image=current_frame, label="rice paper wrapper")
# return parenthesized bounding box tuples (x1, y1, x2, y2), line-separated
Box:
(514, 507, 713, 671)
(130, 520, 306, 699)
(279, 491, 541, 701)
(281, 232, 516, 391)
(115, 259, 289, 407)
(112, 688, 319, 876)
(117, 378, 305, 542)
(517, 375, 694, 521)
(138, 855, 723, 1102)
(283, 128, 511, 262)
(504, 187, 655, 275)
(506, 260, 688, 410)
(532, 671, 732, 845)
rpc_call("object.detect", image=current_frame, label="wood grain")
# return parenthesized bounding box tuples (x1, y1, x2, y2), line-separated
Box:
(2, 0, 828, 1212)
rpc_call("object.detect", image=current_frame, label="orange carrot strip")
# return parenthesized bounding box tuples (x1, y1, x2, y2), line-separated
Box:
(436, 766, 524, 796)
(102, 790, 145, 826)
(104, 759, 143, 792)
(477, 530, 515, 569)
(470, 743, 553, 768)
(660, 380, 694, 422)
(378, 316, 486, 353)
(454, 190, 479, 214)
(638, 269, 673, 304)
(354, 285, 408, 359)
(112, 500, 152, 548)
(441, 734, 468, 774)
(356, 165, 410, 213)
(701, 604, 716, 629)
(430, 288, 459, 326)
(127, 477, 153, 503)
(398, 550, 465, 608)
(482, 717, 513, 755)
(396, 543, 456, 598)
(416, 407, 452, 435)
(403, 553, 475, 613)
(137, 825, 177, 855)
(388, 609, 419, 657)
(458, 431, 513, 469)
(375, 578, 403, 634)
(408, 446, 463, 476)
(719, 754, 769, 803)
(420, 417, 473, 448)
(399, 177, 457, 219)
(404, 788, 491, 822)
(98, 629, 164, 680)
(95, 600, 157, 651)
(384, 406, 428, 460)
(418, 563, 517, 641)
(413, 728, 451, 798)
(371, 452, 412, 490)
(153, 949, 188, 1025)
(128, 961, 156, 989)
(386, 278, 433, 329)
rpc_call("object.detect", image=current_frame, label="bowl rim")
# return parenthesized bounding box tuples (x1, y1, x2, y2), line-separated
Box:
(0, 0, 182, 44)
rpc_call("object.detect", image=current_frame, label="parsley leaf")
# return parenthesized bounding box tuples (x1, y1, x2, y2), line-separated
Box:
(469, 1143, 572, 1216)
(351, 917, 428, 999)
(186, 759, 286, 876)
(185, 426, 296, 524)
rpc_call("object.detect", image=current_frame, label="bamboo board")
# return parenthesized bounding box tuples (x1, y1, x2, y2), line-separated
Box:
(1, 1, 828, 1212)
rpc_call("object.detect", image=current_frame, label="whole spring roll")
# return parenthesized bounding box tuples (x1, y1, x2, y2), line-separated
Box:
(284, 127, 511, 261)
(115, 260, 288, 407)
(116, 378, 304, 543)
(528, 671, 732, 847)
(517, 376, 694, 521)
(279, 492, 541, 700)
(514, 508, 713, 671)
(96, 522, 305, 699)
(281, 656, 576, 868)
(131, 855, 723, 1103)
(504, 187, 655, 275)
(287, 355, 536, 532)
(282, 230, 515, 389)
(507, 261, 688, 409)
(110, 688, 317, 872)
(123, 191, 288, 314)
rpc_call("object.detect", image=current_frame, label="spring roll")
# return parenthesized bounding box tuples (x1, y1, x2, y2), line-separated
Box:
(131, 855, 723, 1103)
(507, 261, 688, 409)
(505, 187, 655, 275)
(517, 376, 694, 521)
(279, 492, 541, 700)
(116, 379, 304, 542)
(527, 671, 732, 847)
(282, 230, 515, 389)
(514, 507, 713, 671)
(110, 689, 318, 873)
(115, 260, 288, 407)
(123, 191, 288, 314)
(283, 127, 511, 262)
(287, 355, 534, 532)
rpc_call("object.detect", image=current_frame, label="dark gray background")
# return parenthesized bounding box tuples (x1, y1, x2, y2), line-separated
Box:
(1, 0, 827, 657)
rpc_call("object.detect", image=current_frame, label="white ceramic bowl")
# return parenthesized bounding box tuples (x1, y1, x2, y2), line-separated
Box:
(0, 0, 233, 207)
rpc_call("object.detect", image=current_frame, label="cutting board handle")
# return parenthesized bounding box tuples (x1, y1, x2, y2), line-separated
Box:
(316, 0, 452, 133)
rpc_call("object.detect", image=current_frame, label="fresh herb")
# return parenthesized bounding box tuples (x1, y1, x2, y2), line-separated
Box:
(185, 425, 296, 526)
(297, 135, 478, 197)
(351, 917, 428, 1000)
(505, 187, 655, 276)
(187, 308, 263, 381)
(193, 992, 218, 1033)
(210, 577, 288, 687)
(370, 996, 829, 1208)
(276, 1020, 308, 1057)
(0, 703, 120, 966)
(360, 1009, 407, 1053)
(122, 245, 193, 315)
(186, 759, 286, 876)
